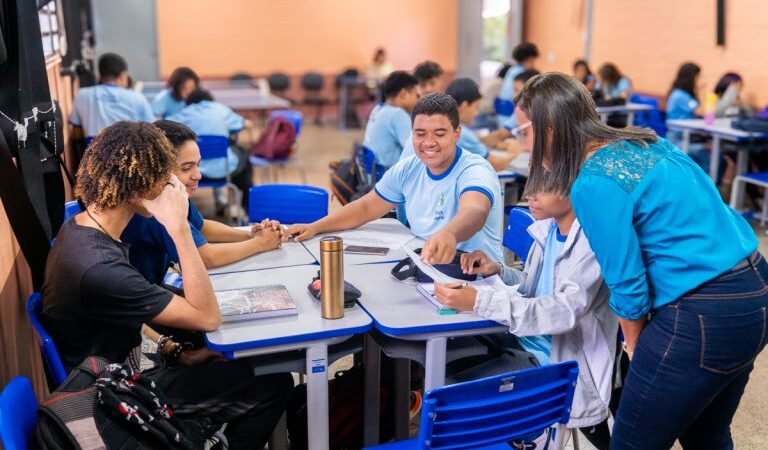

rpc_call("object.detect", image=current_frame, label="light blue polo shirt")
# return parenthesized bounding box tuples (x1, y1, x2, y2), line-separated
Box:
(152, 88, 187, 119)
(497, 65, 526, 122)
(168, 101, 245, 179)
(399, 126, 490, 160)
(363, 103, 412, 168)
(375, 146, 503, 262)
(596, 77, 632, 99)
(69, 84, 155, 137)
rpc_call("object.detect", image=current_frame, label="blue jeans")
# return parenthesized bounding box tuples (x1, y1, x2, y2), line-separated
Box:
(612, 251, 768, 450)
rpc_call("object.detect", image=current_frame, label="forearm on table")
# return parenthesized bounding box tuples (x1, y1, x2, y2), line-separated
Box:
(202, 219, 250, 243)
(312, 193, 391, 233)
(169, 227, 217, 314)
(199, 240, 267, 268)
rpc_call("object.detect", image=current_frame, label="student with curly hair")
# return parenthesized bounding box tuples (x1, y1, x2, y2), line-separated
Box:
(41, 121, 293, 449)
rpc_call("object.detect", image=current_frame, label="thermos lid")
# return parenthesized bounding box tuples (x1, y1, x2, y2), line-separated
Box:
(320, 236, 343, 251)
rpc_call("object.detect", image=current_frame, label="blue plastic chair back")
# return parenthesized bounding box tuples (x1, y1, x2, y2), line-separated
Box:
(64, 200, 82, 221)
(0, 377, 38, 450)
(356, 145, 388, 182)
(27, 293, 68, 386)
(197, 135, 230, 187)
(248, 184, 328, 224)
(494, 97, 514, 117)
(365, 361, 578, 449)
(269, 110, 304, 136)
(503, 207, 535, 263)
(629, 94, 667, 137)
(84, 136, 93, 146)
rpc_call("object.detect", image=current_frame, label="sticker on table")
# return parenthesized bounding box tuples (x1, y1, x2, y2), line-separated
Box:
(498, 376, 515, 393)
(311, 358, 326, 373)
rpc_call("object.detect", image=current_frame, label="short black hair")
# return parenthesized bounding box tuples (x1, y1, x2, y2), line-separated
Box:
(382, 71, 419, 99)
(413, 61, 444, 84)
(445, 78, 481, 107)
(167, 67, 200, 101)
(411, 93, 460, 129)
(514, 69, 541, 84)
(511, 42, 539, 64)
(497, 63, 512, 79)
(153, 120, 197, 150)
(186, 89, 214, 105)
(98, 53, 128, 80)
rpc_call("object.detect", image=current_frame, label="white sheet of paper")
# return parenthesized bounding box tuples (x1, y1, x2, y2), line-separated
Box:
(402, 246, 461, 284)
(336, 228, 413, 249)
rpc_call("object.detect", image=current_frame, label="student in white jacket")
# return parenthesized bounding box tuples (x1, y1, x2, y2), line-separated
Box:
(435, 191, 619, 449)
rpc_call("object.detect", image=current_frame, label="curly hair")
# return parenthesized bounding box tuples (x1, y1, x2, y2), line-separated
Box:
(75, 121, 177, 210)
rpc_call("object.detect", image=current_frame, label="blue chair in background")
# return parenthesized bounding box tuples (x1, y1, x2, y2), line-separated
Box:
(503, 207, 535, 263)
(364, 361, 579, 450)
(64, 200, 82, 221)
(629, 94, 667, 137)
(356, 144, 388, 184)
(494, 97, 514, 117)
(269, 109, 304, 137)
(197, 135, 245, 225)
(27, 293, 68, 386)
(0, 377, 38, 450)
(248, 184, 328, 224)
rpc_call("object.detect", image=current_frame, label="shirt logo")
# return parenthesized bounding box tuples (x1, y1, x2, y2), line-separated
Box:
(434, 191, 446, 221)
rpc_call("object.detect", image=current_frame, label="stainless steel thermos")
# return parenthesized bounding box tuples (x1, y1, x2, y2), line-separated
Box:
(319, 236, 344, 319)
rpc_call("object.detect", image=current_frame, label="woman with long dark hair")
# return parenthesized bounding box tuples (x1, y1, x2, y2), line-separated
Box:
(596, 63, 631, 99)
(152, 66, 200, 118)
(514, 72, 766, 449)
(666, 62, 701, 120)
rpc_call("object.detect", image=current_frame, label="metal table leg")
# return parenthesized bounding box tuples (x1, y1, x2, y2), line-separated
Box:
(306, 343, 330, 450)
(424, 337, 447, 391)
(363, 334, 381, 446)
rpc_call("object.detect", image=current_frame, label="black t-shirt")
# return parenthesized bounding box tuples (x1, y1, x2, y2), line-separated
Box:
(41, 220, 173, 372)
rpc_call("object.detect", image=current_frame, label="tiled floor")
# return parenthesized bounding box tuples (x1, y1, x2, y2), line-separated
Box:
(193, 123, 768, 448)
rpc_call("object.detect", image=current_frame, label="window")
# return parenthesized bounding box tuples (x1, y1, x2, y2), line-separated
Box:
(38, 0, 67, 63)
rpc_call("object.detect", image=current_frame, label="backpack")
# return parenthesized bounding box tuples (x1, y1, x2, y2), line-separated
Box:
(33, 357, 197, 450)
(251, 116, 296, 160)
(329, 149, 371, 205)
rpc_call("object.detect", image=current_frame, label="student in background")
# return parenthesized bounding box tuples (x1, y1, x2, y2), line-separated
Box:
(365, 47, 394, 82)
(479, 63, 512, 117)
(596, 63, 632, 100)
(168, 89, 252, 208)
(152, 67, 200, 118)
(42, 121, 293, 449)
(573, 59, 596, 90)
(413, 60, 445, 96)
(69, 53, 154, 139)
(435, 188, 617, 450)
(497, 42, 540, 122)
(500, 69, 541, 131)
(714, 72, 752, 117)
(122, 120, 282, 286)
(362, 71, 420, 167)
(287, 93, 504, 264)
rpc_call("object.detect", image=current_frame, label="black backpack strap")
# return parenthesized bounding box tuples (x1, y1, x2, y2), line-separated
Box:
(390, 256, 417, 281)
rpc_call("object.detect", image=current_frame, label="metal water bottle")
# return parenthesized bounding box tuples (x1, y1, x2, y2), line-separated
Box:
(319, 236, 344, 319)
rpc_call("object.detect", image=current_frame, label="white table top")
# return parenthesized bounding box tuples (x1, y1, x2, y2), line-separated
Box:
(209, 88, 291, 111)
(205, 265, 372, 355)
(666, 118, 768, 140)
(302, 218, 422, 265)
(595, 103, 654, 114)
(496, 151, 530, 178)
(207, 241, 317, 275)
(345, 264, 505, 337)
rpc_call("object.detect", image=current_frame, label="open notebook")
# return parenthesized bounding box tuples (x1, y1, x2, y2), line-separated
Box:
(215, 284, 298, 322)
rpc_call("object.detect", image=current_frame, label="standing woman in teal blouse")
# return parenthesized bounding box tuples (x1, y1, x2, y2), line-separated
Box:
(514, 72, 766, 450)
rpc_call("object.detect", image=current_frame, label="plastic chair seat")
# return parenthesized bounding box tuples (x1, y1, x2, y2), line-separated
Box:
(366, 440, 510, 450)
(0, 377, 38, 450)
(248, 184, 328, 224)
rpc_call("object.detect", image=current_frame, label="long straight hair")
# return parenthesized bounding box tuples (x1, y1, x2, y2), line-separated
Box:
(514, 72, 657, 197)
(669, 62, 701, 100)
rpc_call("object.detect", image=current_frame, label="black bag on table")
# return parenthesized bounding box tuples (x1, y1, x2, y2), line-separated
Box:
(390, 248, 478, 283)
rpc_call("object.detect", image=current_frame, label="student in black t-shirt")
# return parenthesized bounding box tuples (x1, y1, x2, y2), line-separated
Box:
(41, 121, 292, 450)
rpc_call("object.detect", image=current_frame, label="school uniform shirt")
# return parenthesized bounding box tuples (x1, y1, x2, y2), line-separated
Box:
(363, 103, 412, 168)
(595, 77, 632, 99)
(168, 101, 245, 179)
(41, 220, 174, 372)
(121, 202, 208, 285)
(152, 88, 187, 118)
(69, 84, 155, 137)
(665, 88, 702, 150)
(496, 64, 526, 122)
(375, 146, 504, 262)
(517, 223, 566, 365)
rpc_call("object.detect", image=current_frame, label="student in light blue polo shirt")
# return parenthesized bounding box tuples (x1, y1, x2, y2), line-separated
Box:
(167, 89, 252, 206)
(362, 71, 420, 168)
(287, 93, 503, 264)
(595, 63, 632, 100)
(152, 67, 200, 118)
(69, 53, 154, 138)
(497, 42, 539, 123)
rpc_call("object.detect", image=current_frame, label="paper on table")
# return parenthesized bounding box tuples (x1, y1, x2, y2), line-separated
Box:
(335, 229, 413, 250)
(402, 246, 462, 284)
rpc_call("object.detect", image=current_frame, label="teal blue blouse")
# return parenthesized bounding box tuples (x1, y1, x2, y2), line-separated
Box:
(571, 138, 757, 319)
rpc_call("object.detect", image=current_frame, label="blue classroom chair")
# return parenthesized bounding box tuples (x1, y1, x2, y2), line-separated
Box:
(629, 94, 667, 137)
(248, 184, 328, 224)
(27, 293, 68, 386)
(269, 109, 304, 137)
(64, 200, 82, 221)
(356, 144, 388, 184)
(503, 207, 535, 263)
(365, 361, 579, 450)
(494, 97, 514, 117)
(197, 135, 244, 225)
(0, 377, 38, 450)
